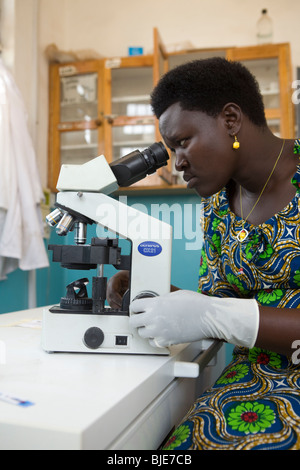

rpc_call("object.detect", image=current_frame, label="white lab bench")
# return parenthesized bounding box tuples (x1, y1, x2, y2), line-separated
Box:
(0, 307, 225, 450)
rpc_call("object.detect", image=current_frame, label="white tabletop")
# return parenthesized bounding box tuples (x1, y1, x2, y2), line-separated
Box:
(0, 307, 222, 450)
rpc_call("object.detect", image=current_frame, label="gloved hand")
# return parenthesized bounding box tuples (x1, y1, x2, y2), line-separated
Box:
(129, 290, 259, 348)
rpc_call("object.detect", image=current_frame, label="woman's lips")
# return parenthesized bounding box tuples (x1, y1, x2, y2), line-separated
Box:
(184, 174, 197, 188)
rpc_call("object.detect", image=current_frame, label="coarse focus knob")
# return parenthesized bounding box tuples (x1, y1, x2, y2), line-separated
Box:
(83, 327, 104, 349)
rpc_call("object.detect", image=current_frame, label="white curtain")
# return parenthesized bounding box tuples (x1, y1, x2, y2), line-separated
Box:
(0, 58, 49, 280)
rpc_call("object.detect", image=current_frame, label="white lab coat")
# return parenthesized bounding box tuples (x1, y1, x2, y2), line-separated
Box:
(0, 59, 49, 280)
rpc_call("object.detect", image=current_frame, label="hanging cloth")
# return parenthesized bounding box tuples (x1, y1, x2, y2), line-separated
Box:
(0, 58, 49, 279)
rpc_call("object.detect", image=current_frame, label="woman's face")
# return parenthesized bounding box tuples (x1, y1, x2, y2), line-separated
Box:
(159, 102, 237, 197)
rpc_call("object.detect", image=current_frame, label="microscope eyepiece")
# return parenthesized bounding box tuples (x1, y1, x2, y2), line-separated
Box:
(109, 141, 169, 187)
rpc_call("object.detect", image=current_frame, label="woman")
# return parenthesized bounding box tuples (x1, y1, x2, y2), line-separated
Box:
(107, 58, 300, 449)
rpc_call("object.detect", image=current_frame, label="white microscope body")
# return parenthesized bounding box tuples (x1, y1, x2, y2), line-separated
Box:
(42, 144, 172, 355)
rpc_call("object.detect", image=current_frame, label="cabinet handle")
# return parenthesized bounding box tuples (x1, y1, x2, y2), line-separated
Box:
(104, 114, 118, 124)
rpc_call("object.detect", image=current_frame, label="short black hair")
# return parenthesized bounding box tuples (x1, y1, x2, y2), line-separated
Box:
(151, 57, 267, 127)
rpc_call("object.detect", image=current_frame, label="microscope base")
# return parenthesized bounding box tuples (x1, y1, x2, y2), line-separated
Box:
(42, 307, 169, 356)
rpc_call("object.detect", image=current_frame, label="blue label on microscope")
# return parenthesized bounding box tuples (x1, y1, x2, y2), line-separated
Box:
(138, 241, 162, 257)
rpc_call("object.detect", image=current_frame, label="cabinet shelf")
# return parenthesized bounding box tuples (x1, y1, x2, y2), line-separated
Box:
(112, 140, 155, 147)
(60, 100, 99, 107)
(110, 115, 155, 126)
(111, 94, 150, 103)
(61, 144, 98, 150)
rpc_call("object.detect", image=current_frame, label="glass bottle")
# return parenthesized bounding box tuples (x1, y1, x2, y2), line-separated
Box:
(256, 9, 273, 44)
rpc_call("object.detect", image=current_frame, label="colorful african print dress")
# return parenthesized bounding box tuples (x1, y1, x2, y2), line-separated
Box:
(163, 140, 300, 450)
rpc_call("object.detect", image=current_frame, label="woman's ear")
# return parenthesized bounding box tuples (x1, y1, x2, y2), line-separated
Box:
(221, 103, 242, 137)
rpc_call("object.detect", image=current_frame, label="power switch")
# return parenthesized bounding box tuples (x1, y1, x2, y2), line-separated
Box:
(115, 335, 128, 346)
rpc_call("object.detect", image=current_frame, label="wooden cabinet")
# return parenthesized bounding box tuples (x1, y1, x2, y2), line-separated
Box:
(48, 33, 295, 192)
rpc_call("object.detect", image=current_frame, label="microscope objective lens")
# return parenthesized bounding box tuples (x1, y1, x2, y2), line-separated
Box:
(56, 213, 75, 236)
(74, 222, 87, 245)
(45, 208, 64, 227)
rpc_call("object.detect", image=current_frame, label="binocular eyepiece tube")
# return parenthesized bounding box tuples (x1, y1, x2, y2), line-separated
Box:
(109, 141, 169, 187)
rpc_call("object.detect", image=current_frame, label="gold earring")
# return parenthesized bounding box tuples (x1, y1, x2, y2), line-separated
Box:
(233, 135, 240, 150)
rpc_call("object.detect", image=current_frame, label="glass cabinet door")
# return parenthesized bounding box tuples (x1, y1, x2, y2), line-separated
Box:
(112, 124, 156, 161)
(111, 67, 153, 117)
(60, 129, 99, 165)
(109, 65, 155, 161)
(60, 72, 98, 122)
(48, 61, 104, 192)
(239, 57, 280, 136)
(104, 56, 166, 187)
(226, 44, 294, 139)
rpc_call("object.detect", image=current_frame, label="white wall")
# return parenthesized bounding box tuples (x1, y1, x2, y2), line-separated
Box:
(3, 0, 300, 187)
(62, 0, 300, 62)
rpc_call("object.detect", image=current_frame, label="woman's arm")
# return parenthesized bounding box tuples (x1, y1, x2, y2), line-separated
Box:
(256, 306, 300, 356)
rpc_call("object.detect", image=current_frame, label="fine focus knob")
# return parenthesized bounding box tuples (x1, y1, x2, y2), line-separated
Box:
(133, 291, 158, 301)
(83, 327, 104, 349)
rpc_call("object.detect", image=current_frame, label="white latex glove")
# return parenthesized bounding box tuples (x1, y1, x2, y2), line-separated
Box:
(129, 290, 259, 349)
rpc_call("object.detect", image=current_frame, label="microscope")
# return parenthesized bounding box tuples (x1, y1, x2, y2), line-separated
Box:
(42, 143, 172, 355)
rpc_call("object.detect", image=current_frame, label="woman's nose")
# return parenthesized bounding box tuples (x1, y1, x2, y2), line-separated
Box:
(174, 151, 188, 172)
